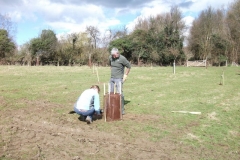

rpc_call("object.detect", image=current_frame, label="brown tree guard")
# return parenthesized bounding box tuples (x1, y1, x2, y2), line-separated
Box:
(103, 93, 122, 121)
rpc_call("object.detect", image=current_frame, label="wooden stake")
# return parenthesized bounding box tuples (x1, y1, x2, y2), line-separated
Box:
(104, 94, 106, 122)
(103, 83, 105, 95)
(219, 70, 225, 85)
(171, 111, 201, 115)
(95, 65, 100, 83)
(222, 71, 224, 85)
(119, 82, 121, 94)
(108, 83, 110, 122)
(173, 59, 176, 74)
(119, 81, 122, 119)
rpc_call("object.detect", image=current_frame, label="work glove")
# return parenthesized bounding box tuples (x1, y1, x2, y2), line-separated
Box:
(123, 74, 128, 82)
(95, 110, 102, 119)
(95, 110, 101, 115)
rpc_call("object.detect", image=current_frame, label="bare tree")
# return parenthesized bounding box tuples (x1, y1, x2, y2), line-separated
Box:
(86, 26, 100, 49)
(19, 42, 32, 66)
(101, 26, 128, 48)
(0, 13, 16, 40)
(171, 6, 186, 40)
(226, 0, 240, 64)
(85, 26, 101, 67)
(134, 17, 150, 31)
(188, 7, 227, 66)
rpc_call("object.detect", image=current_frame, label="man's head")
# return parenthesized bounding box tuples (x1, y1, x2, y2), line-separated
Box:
(111, 47, 120, 58)
(91, 85, 100, 93)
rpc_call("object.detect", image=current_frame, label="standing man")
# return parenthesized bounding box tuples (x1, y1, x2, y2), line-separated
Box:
(74, 85, 101, 124)
(109, 47, 131, 115)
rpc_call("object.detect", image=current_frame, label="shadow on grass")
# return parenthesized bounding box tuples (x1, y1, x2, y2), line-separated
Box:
(69, 111, 103, 122)
(78, 115, 86, 122)
(124, 100, 131, 105)
(68, 111, 86, 122)
(78, 114, 103, 123)
(69, 111, 76, 114)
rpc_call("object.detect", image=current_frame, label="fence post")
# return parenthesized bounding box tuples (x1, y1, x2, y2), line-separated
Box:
(173, 59, 176, 74)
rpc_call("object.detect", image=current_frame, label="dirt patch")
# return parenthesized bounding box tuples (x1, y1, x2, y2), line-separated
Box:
(0, 99, 239, 160)
(207, 111, 219, 121)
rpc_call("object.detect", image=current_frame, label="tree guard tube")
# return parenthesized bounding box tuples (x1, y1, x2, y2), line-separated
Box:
(103, 93, 122, 122)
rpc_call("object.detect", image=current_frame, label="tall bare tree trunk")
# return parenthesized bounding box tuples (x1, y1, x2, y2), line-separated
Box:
(36, 56, 39, 66)
(138, 54, 141, 66)
(88, 54, 92, 68)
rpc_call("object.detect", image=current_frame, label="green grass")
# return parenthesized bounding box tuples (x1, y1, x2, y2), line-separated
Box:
(0, 65, 239, 157)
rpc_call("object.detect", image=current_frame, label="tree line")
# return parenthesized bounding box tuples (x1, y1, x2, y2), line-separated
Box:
(0, 0, 240, 66)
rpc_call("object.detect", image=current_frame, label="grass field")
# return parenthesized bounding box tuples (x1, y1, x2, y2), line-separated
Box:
(0, 65, 239, 159)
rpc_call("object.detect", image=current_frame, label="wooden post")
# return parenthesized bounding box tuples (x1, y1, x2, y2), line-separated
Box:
(222, 71, 224, 85)
(103, 83, 106, 122)
(219, 70, 225, 85)
(119, 82, 122, 119)
(173, 59, 176, 74)
(205, 57, 208, 69)
(104, 83, 105, 95)
(95, 65, 100, 83)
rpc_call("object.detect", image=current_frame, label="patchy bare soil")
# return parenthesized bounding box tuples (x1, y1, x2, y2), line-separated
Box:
(0, 99, 239, 160)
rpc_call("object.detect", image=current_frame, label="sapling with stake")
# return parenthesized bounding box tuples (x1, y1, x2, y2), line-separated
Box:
(219, 69, 225, 85)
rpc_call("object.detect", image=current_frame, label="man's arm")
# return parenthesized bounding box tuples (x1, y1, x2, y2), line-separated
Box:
(123, 57, 131, 82)
(109, 56, 112, 67)
(125, 68, 130, 75)
(123, 67, 131, 82)
(93, 94, 101, 114)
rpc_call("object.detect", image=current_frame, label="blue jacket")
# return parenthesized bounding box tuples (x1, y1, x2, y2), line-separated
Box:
(75, 88, 100, 112)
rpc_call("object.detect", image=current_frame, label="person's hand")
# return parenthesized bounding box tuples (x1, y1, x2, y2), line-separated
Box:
(123, 74, 128, 82)
(94, 110, 102, 119)
(97, 114, 102, 119)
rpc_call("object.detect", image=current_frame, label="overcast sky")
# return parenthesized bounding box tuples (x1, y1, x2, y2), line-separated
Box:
(0, 0, 235, 46)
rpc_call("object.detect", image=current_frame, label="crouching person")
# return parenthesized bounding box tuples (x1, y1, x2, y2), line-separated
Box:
(74, 85, 101, 124)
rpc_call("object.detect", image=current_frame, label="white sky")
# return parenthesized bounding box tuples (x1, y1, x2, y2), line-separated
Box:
(0, 0, 235, 46)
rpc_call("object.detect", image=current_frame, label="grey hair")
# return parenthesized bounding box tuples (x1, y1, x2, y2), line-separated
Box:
(111, 48, 119, 55)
